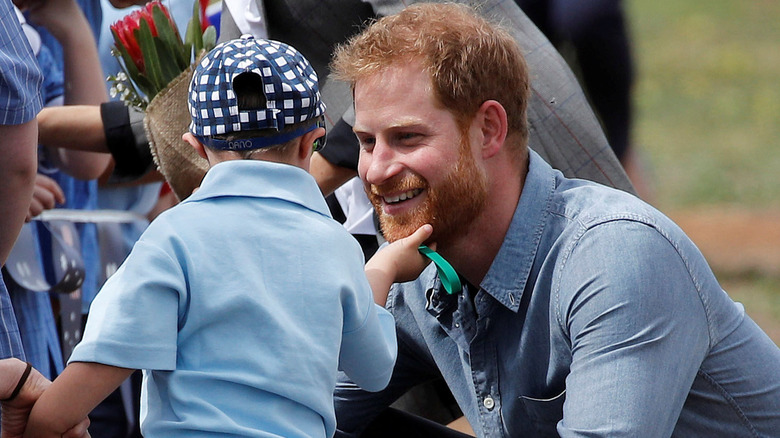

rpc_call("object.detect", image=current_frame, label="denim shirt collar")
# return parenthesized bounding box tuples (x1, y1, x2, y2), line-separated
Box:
(479, 149, 555, 312)
(183, 160, 331, 219)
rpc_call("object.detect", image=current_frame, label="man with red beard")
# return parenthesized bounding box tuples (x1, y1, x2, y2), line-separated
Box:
(331, 4, 780, 437)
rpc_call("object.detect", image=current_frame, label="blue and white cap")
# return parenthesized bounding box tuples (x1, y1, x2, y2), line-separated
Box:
(187, 35, 326, 150)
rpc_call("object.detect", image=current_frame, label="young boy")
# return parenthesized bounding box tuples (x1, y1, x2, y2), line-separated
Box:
(24, 36, 432, 438)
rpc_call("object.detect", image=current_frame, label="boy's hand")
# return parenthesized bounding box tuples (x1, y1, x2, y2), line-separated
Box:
(365, 224, 433, 306)
(373, 224, 434, 283)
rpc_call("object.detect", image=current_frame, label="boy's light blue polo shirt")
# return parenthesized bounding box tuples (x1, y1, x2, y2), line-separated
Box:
(72, 160, 397, 438)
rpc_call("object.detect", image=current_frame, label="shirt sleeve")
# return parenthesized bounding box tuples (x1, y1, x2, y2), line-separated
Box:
(70, 239, 185, 371)
(555, 220, 711, 437)
(0, 1, 43, 125)
(101, 101, 155, 182)
(335, 282, 446, 437)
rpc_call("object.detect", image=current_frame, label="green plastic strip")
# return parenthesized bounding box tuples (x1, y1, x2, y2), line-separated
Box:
(418, 245, 462, 295)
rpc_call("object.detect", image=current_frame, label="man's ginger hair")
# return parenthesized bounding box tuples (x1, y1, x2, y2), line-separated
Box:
(332, 2, 531, 154)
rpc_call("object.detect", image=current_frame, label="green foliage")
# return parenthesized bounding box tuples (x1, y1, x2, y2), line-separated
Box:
(184, 0, 203, 54)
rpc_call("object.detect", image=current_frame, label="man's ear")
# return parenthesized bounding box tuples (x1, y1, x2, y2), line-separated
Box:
(182, 132, 208, 159)
(474, 100, 508, 159)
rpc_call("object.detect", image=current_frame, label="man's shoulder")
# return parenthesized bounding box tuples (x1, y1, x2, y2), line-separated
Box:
(550, 177, 661, 231)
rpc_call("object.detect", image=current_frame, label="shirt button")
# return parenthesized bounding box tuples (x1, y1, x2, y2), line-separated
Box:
(455, 322, 460, 328)
(483, 396, 495, 410)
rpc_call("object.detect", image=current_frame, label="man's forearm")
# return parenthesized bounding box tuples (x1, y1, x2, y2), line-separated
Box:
(0, 120, 38, 265)
(37, 106, 108, 153)
(310, 152, 357, 196)
(0, 359, 29, 400)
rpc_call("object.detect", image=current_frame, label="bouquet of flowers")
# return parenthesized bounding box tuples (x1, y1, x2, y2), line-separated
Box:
(108, 0, 217, 199)
(108, 0, 216, 110)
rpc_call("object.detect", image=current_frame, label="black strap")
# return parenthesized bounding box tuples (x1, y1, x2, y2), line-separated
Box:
(1, 361, 32, 402)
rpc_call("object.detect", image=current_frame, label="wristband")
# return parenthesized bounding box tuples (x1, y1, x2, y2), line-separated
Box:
(1, 361, 32, 402)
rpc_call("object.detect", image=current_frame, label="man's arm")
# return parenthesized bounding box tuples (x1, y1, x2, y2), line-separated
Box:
(0, 120, 38, 265)
(557, 222, 709, 436)
(0, 358, 90, 438)
(24, 362, 133, 437)
(310, 152, 357, 197)
(36, 105, 107, 153)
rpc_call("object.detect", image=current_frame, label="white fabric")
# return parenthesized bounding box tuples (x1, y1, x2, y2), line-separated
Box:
(335, 177, 377, 236)
(223, 0, 267, 38)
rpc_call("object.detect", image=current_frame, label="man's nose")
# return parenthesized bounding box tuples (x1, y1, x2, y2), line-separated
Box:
(361, 141, 402, 185)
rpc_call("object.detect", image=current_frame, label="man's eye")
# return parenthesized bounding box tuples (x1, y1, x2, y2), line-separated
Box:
(359, 137, 376, 151)
(398, 132, 420, 143)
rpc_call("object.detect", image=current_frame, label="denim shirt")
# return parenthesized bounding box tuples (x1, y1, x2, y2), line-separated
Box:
(335, 150, 780, 437)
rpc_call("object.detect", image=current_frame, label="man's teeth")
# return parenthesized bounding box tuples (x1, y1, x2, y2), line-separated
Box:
(384, 189, 422, 204)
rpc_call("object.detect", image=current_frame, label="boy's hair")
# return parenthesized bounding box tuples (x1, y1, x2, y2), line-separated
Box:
(332, 3, 530, 157)
(187, 36, 326, 155)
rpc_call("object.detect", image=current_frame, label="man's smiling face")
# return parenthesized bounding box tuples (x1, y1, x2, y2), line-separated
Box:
(354, 60, 488, 244)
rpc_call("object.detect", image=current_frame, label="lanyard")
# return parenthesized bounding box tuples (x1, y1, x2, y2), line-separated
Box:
(418, 245, 462, 295)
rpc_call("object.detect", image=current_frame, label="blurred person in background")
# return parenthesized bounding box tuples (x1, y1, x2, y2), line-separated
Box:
(514, 0, 652, 199)
(8, 0, 110, 383)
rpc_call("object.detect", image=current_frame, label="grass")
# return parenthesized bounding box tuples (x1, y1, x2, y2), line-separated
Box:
(626, 0, 780, 342)
(628, 0, 780, 209)
(721, 274, 780, 342)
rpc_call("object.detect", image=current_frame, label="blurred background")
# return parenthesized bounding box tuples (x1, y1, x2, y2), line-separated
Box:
(626, 0, 780, 342)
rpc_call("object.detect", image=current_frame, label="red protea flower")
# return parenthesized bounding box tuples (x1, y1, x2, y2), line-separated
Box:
(108, 0, 215, 109)
(111, 9, 145, 72)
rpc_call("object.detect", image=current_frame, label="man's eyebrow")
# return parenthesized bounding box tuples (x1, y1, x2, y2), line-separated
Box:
(353, 119, 426, 134)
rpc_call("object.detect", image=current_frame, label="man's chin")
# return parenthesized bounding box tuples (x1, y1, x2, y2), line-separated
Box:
(378, 215, 428, 243)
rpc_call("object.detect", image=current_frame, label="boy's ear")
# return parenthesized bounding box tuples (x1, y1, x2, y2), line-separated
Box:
(182, 133, 208, 159)
(297, 127, 326, 160)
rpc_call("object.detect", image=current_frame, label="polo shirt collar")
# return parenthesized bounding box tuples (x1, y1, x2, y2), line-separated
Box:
(183, 160, 331, 218)
(479, 149, 555, 312)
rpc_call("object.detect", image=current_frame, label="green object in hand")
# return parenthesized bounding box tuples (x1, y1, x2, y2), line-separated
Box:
(418, 245, 462, 295)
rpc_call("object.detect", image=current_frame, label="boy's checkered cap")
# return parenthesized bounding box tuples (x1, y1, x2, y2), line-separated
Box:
(187, 36, 326, 149)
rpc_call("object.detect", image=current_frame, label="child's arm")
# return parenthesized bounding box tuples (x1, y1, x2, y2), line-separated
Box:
(24, 362, 133, 437)
(364, 224, 433, 306)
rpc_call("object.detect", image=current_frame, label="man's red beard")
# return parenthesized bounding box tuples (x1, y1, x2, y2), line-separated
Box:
(367, 137, 488, 243)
